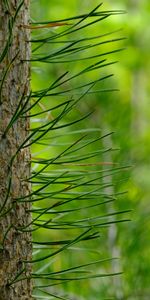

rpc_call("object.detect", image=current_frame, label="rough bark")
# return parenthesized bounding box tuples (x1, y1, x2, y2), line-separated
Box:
(0, 1, 33, 299)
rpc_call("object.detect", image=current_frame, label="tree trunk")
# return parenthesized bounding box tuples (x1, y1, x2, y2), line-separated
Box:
(0, 1, 32, 299)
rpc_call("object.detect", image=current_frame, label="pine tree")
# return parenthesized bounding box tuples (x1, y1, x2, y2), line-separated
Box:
(0, 1, 128, 299)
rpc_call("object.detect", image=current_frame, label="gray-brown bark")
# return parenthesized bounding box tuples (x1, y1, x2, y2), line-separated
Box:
(0, 1, 33, 299)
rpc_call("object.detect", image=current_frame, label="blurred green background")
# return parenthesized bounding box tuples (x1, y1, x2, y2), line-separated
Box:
(31, 0, 150, 299)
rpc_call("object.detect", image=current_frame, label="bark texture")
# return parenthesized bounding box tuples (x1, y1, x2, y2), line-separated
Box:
(0, 1, 33, 299)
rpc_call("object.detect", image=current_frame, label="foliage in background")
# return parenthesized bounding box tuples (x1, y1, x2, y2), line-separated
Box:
(30, 0, 150, 300)
(28, 1, 132, 299)
(102, 1, 150, 299)
(30, 0, 149, 299)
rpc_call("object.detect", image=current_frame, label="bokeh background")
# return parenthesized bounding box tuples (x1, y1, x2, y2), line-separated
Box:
(31, 1, 150, 299)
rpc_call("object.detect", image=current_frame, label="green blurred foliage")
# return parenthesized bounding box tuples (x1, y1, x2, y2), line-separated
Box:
(31, 0, 150, 299)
